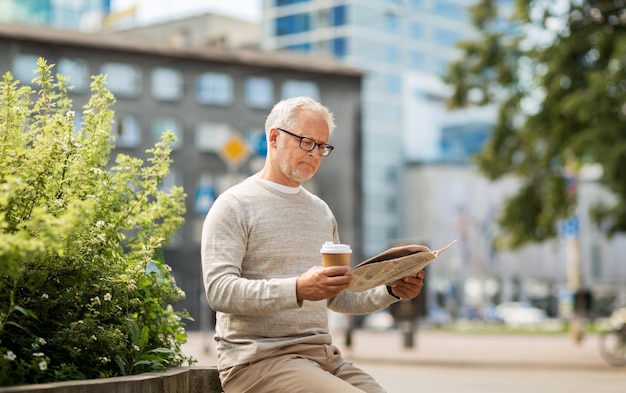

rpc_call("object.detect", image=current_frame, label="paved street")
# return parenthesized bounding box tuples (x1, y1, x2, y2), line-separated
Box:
(183, 328, 626, 393)
(363, 362, 625, 393)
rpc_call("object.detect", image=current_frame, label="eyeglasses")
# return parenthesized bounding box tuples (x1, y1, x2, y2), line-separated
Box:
(277, 128, 334, 157)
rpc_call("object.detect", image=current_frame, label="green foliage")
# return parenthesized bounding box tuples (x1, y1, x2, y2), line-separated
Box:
(0, 58, 193, 386)
(444, 0, 626, 248)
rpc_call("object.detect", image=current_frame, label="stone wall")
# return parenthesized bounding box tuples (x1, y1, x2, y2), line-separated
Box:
(0, 367, 221, 393)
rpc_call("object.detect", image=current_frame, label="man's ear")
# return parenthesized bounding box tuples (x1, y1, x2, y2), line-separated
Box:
(268, 128, 278, 146)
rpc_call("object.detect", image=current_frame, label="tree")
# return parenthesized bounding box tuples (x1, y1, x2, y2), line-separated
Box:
(444, 0, 626, 249)
(0, 59, 192, 386)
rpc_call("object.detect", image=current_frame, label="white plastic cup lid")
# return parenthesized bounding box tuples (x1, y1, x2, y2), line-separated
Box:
(320, 241, 352, 254)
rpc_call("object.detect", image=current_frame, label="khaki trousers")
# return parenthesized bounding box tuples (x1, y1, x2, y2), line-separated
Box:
(219, 343, 387, 393)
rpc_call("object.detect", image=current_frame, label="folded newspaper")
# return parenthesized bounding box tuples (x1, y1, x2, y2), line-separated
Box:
(346, 240, 457, 292)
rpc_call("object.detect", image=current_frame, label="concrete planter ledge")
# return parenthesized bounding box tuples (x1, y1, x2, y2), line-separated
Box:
(0, 366, 222, 393)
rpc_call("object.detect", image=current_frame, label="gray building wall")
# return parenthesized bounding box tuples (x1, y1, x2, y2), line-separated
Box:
(0, 23, 363, 329)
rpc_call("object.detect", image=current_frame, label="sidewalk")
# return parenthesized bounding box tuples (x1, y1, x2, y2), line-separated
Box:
(182, 328, 612, 371)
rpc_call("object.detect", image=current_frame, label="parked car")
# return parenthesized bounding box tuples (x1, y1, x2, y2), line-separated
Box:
(495, 302, 547, 326)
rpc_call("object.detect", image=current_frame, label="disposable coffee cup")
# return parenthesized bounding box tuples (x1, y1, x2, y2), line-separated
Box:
(320, 241, 352, 267)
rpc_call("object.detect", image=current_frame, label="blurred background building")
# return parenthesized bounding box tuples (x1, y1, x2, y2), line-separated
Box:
(1, 0, 625, 326)
(0, 0, 113, 31)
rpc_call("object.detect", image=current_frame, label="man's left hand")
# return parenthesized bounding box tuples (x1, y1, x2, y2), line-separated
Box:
(390, 270, 425, 299)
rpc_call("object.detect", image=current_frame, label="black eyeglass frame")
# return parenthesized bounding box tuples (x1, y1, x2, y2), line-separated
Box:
(276, 128, 334, 157)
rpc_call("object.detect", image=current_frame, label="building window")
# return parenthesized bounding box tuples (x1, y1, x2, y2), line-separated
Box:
(386, 45, 400, 63)
(57, 57, 89, 92)
(411, 51, 425, 70)
(281, 80, 319, 100)
(195, 122, 233, 152)
(101, 62, 142, 97)
(160, 169, 182, 193)
(285, 42, 312, 52)
(245, 76, 274, 109)
(386, 75, 402, 94)
(196, 72, 233, 106)
(410, 0, 424, 9)
(12, 54, 39, 84)
(275, 13, 310, 36)
(435, 57, 451, 75)
(435, 1, 467, 21)
(276, 0, 310, 7)
(152, 117, 183, 150)
(440, 122, 491, 162)
(331, 5, 347, 26)
(410, 22, 423, 39)
(332, 37, 347, 58)
(385, 12, 399, 33)
(151, 67, 183, 101)
(112, 114, 141, 148)
(435, 28, 462, 47)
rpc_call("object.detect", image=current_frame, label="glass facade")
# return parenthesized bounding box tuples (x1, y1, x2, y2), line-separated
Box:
(0, 0, 111, 30)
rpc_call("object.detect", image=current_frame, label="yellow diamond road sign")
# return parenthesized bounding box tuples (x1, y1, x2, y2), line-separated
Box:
(219, 134, 249, 168)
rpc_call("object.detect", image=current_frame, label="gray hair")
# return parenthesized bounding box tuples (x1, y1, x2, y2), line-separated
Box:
(264, 96, 336, 137)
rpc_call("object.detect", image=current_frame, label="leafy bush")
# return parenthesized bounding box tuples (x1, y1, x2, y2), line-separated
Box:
(0, 58, 193, 386)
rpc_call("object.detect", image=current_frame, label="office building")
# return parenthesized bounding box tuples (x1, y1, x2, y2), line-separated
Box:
(0, 0, 112, 31)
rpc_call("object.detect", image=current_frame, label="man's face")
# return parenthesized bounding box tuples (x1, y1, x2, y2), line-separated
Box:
(273, 110, 330, 186)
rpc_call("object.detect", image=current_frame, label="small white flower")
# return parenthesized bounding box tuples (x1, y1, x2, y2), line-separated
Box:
(91, 296, 101, 306)
(39, 337, 47, 345)
(133, 345, 140, 352)
(33, 352, 44, 357)
(78, 320, 84, 324)
(66, 110, 75, 117)
(104, 293, 112, 301)
(39, 360, 48, 371)
(97, 233, 106, 242)
(99, 356, 110, 364)
(96, 220, 105, 228)
(4, 351, 16, 361)
(91, 335, 98, 341)
(41, 293, 49, 299)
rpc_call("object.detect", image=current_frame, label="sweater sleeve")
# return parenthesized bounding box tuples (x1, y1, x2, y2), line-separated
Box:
(327, 284, 399, 315)
(201, 193, 301, 315)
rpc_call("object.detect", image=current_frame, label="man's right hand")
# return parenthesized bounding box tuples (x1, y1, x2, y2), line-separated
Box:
(296, 266, 352, 301)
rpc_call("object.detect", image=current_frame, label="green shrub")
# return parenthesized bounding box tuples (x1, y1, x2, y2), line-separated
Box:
(0, 58, 193, 386)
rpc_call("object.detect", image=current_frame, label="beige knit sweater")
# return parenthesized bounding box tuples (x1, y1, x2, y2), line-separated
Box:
(201, 175, 397, 370)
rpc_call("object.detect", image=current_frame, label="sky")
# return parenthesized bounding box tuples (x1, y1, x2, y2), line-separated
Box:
(110, 0, 262, 24)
